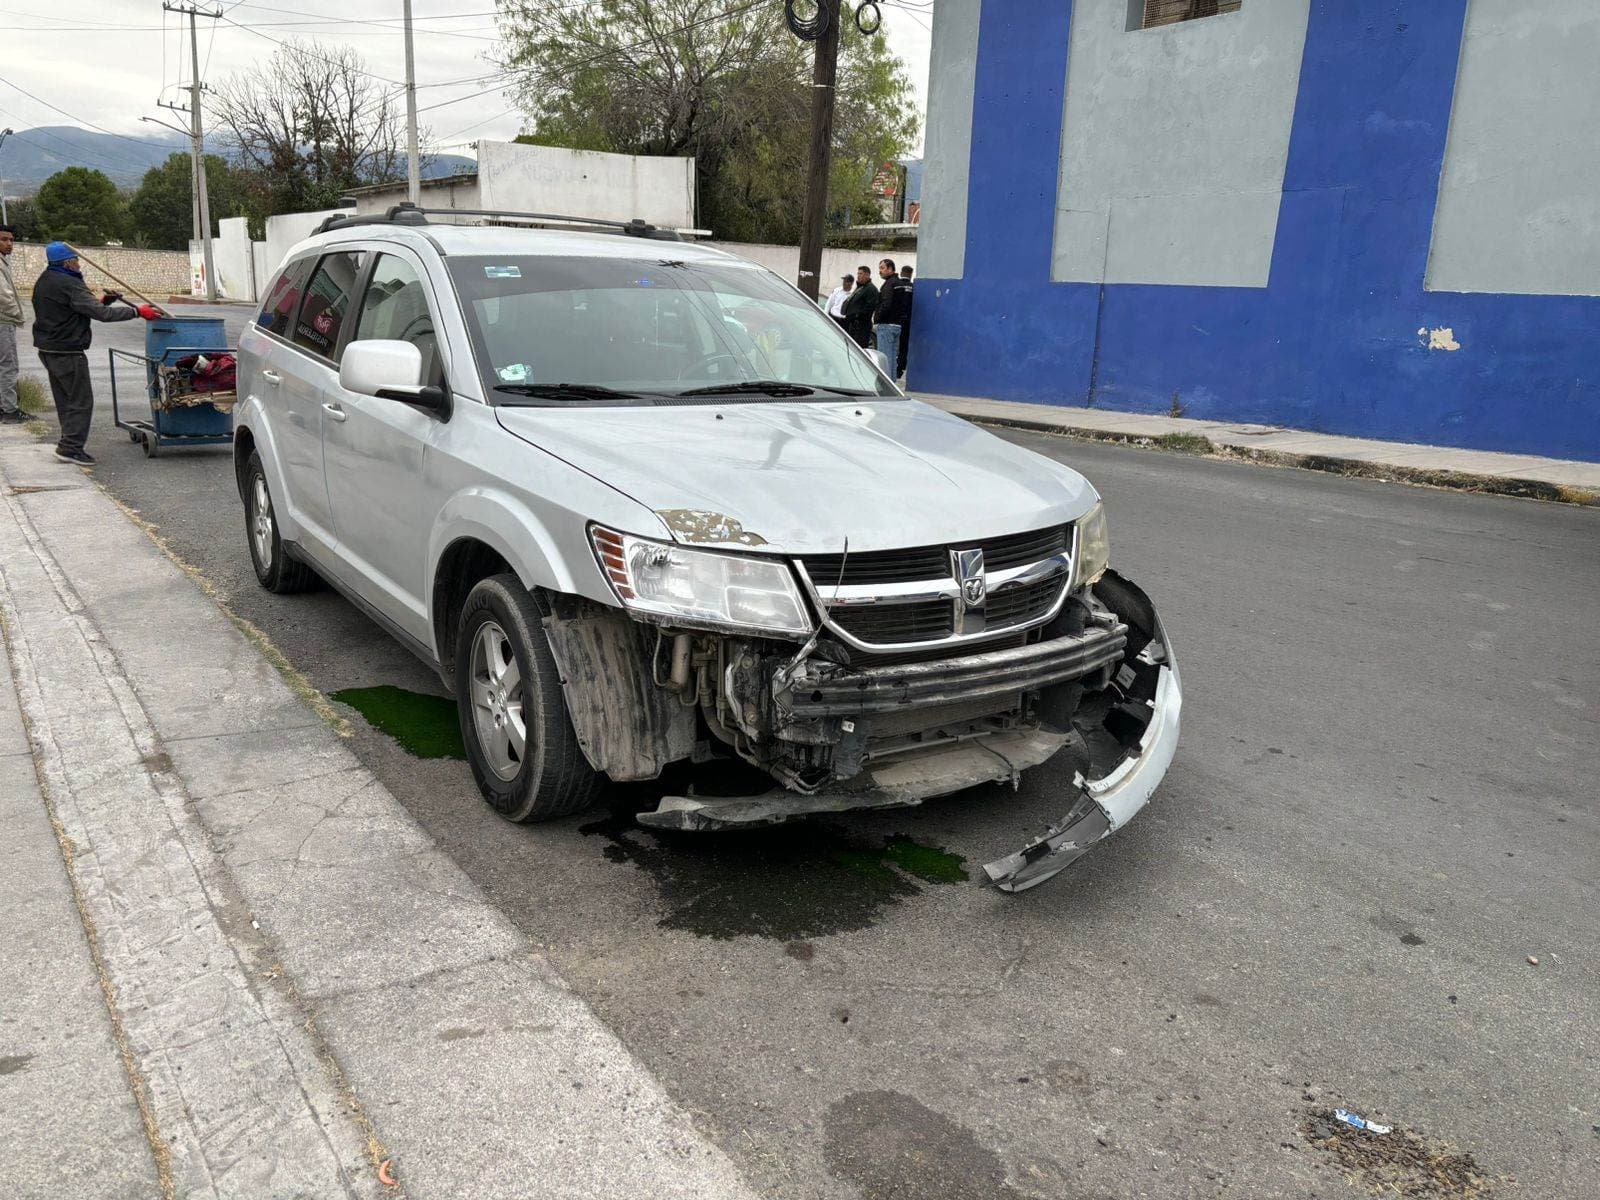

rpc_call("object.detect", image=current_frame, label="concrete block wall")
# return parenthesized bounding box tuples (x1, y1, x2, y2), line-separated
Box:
(10, 243, 193, 299)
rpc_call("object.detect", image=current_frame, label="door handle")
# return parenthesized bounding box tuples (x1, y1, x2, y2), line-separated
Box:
(261, 369, 281, 385)
(322, 403, 347, 422)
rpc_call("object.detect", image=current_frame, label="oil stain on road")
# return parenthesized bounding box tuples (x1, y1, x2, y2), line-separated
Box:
(583, 807, 967, 940)
(823, 1090, 1032, 1199)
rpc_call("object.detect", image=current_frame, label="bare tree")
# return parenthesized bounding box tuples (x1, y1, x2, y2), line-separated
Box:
(213, 40, 412, 213)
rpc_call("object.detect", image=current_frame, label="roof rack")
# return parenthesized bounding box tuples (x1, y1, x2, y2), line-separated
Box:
(314, 202, 686, 241)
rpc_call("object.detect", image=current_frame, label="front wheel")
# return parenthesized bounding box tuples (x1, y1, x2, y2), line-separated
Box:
(243, 451, 314, 593)
(455, 575, 605, 822)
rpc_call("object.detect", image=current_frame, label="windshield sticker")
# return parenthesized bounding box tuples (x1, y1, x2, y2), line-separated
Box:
(633, 277, 654, 288)
(484, 265, 522, 279)
(497, 363, 531, 383)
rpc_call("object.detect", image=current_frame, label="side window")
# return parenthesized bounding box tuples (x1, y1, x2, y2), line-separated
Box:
(292, 251, 367, 361)
(256, 257, 313, 338)
(353, 254, 441, 385)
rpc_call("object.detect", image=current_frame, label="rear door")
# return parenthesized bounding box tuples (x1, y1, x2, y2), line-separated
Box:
(320, 249, 445, 643)
(252, 256, 338, 549)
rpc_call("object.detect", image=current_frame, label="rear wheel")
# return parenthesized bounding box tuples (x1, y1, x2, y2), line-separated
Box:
(455, 574, 604, 822)
(243, 451, 315, 593)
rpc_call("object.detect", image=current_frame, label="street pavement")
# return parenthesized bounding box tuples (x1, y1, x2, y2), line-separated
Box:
(11, 304, 1600, 1198)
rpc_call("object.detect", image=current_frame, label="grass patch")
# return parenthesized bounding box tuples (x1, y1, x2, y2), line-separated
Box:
(1152, 431, 1215, 455)
(16, 375, 47, 415)
(331, 685, 465, 759)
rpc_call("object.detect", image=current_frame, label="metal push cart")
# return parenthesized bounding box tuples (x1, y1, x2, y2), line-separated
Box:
(110, 315, 236, 457)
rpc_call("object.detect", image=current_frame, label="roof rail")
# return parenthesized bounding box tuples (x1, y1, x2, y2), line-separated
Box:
(314, 202, 686, 241)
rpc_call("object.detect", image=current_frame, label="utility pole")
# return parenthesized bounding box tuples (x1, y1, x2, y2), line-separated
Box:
(796, 0, 841, 302)
(162, 2, 220, 300)
(0, 129, 11, 224)
(402, 0, 421, 204)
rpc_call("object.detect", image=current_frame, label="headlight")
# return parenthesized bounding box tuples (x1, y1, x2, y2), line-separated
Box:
(1072, 501, 1110, 591)
(591, 526, 813, 637)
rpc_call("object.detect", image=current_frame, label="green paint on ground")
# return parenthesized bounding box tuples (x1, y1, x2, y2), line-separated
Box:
(881, 835, 968, 883)
(331, 685, 466, 760)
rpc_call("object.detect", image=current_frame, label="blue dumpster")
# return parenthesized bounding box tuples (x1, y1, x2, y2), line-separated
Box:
(110, 314, 236, 457)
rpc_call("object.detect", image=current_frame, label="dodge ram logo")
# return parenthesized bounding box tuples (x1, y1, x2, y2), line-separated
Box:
(952, 547, 987, 635)
(961, 575, 987, 605)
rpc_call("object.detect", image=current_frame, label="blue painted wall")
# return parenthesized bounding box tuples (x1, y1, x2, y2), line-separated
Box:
(910, 0, 1600, 463)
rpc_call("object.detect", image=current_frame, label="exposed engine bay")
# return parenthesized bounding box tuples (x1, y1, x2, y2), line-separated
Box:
(540, 568, 1180, 892)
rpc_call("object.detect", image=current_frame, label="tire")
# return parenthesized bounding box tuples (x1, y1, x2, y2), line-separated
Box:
(455, 574, 605, 822)
(243, 450, 315, 594)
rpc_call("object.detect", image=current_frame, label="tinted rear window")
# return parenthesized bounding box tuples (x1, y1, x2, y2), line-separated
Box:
(292, 251, 367, 361)
(257, 257, 313, 338)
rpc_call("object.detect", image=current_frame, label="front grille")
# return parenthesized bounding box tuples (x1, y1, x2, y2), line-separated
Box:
(833, 600, 953, 644)
(799, 523, 1073, 652)
(800, 525, 1069, 587)
(986, 577, 1062, 627)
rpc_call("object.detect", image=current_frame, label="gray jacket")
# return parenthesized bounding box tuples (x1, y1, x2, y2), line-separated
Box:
(0, 257, 23, 327)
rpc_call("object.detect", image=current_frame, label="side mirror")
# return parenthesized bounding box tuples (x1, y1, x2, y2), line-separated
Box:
(870, 349, 892, 375)
(340, 339, 449, 413)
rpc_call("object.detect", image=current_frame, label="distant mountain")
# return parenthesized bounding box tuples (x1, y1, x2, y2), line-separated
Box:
(0, 126, 478, 193)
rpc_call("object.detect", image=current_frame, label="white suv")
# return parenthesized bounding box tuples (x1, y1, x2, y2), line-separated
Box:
(234, 206, 1181, 891)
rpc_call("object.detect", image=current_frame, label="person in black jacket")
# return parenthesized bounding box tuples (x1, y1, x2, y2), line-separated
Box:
(840, 264, 878, 348)
(32, 241, 159, 464)
(872, 258, 912, 380)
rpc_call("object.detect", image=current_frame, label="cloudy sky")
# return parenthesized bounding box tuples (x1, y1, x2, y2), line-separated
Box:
(0, 0, 933, 155)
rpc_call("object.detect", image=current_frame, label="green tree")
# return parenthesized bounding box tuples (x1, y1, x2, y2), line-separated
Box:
(497, 0, 919, 244)
(35, 166, 124, 246)
(126, 153, 244, 251)
(4, 196, 41, 243)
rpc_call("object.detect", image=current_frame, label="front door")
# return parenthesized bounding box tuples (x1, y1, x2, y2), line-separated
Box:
(321, 251, 442, 644)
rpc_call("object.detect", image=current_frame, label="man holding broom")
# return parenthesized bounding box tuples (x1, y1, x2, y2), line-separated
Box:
(31, 241, 160, 465)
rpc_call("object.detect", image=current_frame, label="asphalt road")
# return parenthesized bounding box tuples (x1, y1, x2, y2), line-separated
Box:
(25, 305, 1600, 1199)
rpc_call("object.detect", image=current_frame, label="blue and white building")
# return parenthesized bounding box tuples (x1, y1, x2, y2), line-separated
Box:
(911, 1, 1600, 462)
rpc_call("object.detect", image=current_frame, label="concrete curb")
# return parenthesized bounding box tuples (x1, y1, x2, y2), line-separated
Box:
(920, 398, 1600, 507)
(0, 433, 759, 1200)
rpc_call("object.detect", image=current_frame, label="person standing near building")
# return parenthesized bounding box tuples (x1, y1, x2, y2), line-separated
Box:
(825, 273, 854, 330)
(32, 241, 158, 465)
(842, 264, 878, 348)
(0, 226, 25, 423)
(897, 263, 915, 380)
(872, 258, 912, 379)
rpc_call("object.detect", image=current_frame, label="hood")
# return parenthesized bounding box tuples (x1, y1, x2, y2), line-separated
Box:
(494, 399, 1097, 554)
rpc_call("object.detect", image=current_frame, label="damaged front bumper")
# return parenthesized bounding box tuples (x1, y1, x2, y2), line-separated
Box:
(982, 642, 1181, 892)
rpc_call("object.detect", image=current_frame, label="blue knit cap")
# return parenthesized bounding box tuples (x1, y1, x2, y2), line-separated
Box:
(45, 241, 76, 264)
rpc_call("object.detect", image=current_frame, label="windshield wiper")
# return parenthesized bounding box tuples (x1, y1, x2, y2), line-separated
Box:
(493, 382, 643, 401)
(676, 379, 817, 397)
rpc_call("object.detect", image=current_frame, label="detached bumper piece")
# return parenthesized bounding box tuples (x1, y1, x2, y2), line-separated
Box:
(779, 622, 1128, 717)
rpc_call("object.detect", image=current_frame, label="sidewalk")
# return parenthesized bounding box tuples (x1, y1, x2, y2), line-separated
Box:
(919, 393, 1600, 504)
(0, 430, 756, 1199)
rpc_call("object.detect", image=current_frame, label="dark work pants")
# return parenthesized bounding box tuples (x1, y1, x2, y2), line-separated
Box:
(40, 351, 93, 454)
(898, 321, 911, 378)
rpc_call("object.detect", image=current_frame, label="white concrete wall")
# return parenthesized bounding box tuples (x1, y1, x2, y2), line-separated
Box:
(1426, 0, 1600, 296)
(1052, 0, 1311, 287)
(349, 177, 482, 217)
(476, 142, 695, 230)
(707, 243, 918, 291)
(263, 208, 352, 279)
(213, 217, 256, 303)
(251, 242, 270, 301)
(917, 0, 983, 280)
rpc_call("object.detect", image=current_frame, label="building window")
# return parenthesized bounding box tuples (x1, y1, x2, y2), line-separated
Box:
(1131, 0, 1242, 30)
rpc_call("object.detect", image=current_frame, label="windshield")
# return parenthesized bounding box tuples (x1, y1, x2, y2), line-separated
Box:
(447, 254, 900, 402)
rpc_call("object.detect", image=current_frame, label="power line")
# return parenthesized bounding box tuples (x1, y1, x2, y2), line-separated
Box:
(0, 74, 164, 148)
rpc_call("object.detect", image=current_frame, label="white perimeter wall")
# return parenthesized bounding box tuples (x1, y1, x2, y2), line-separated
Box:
(707, 243, 918, 291)
(263, 208, 353, 280)
(477, 142, 695, 230)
